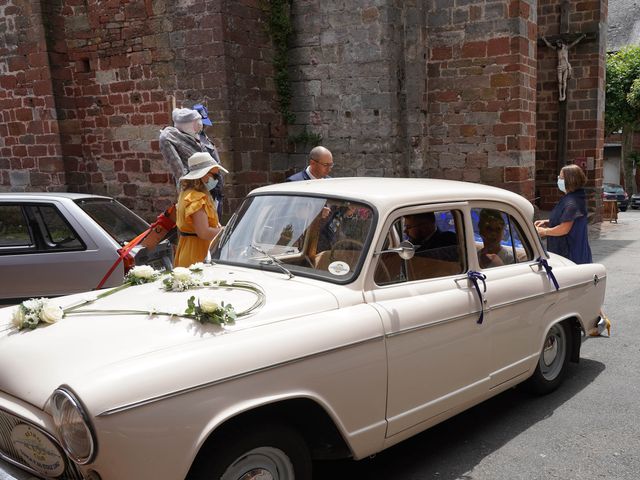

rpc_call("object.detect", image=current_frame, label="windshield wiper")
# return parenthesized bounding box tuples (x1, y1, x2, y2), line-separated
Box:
(250, 244, 294, 279)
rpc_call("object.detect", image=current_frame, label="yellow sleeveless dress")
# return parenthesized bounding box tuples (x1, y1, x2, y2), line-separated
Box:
(173, 190, 219, 268)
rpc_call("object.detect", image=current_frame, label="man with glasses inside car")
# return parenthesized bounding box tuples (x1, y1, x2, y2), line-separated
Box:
(403, 212, 458, 260)
(286, 146, 334, 182)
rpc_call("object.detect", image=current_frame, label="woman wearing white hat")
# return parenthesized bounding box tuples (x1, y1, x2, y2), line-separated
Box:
(174, 152, 229, 268)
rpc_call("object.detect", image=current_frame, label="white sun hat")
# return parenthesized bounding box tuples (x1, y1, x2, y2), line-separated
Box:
(179, 152, 229, 181)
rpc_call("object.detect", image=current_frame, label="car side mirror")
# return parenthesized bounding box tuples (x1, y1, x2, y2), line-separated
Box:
(375, 240, 415, 260)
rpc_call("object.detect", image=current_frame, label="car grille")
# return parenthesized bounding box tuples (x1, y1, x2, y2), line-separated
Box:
(0, 408, 83, 480)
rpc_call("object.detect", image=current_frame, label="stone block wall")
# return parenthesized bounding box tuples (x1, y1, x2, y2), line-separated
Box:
(536, 0, 607, 212)
(0, 0, 281, 219)
(0, 1, 64, 190)
(1, 0, 607, 221)
(425, 0, 538, 200)
(286, 2, 428, 179)
(288, 0, 539, 200)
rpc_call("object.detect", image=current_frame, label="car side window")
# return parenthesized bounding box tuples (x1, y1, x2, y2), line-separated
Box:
(375, 209, 465, 285)
(34, 205, 83, 250)
(0, 205, 33, 249)
(472, 208, 533, 269)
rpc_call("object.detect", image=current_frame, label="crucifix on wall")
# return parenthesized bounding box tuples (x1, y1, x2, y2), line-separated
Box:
(542, 33, 586, 102)
(537, 0, 597, 167)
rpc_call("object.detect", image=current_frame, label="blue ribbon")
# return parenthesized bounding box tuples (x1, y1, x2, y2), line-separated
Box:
(467, 270, 487, 324)
(536, 257, 559, 291)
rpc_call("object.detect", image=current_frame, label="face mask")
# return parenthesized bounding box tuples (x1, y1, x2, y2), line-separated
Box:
(177, 122, 197, 136)
(557, 178, 566, 193)
(204, 177, 218, 191)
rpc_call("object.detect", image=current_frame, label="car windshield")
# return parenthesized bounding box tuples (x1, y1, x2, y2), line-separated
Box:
(604, 184, 624, 194)
(75, 198, 149, 245)
(211, 195, 375, 282)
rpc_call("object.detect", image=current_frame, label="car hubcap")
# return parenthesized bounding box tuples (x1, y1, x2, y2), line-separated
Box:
(540, 324, 566, 381)
(239, 469, 273, 480)
(221, 447, 295, 480)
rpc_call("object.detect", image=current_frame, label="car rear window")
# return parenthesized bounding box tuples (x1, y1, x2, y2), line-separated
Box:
(0, 205, 32, 247)
(604, 184, 624, 194)
(75, 199, 149, 245)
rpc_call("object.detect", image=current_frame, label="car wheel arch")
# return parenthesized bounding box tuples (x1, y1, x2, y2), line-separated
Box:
(524, 316, 587, 396)
(188, 397, 353, 473)
(538, 316, 582, 363)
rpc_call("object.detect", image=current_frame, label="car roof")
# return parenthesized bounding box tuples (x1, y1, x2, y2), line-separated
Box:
(0, 192, 113, 201)
(250, 177, 535, 217)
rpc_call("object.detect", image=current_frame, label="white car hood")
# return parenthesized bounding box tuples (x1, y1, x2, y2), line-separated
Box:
(0, 265, 340, 410)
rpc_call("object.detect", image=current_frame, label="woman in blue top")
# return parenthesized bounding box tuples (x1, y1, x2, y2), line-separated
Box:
(535, 164, 592, 264)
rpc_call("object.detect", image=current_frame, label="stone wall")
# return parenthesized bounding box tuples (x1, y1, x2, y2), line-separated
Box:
(288, 0, 539, 200)
(536, 0, 607, 212)
(0, 1, 64, 190)
(0, 0, 607, 221)
(286, 2, 428, 179)
(0, 0, 282, 218)
(425, 0, 537, 199)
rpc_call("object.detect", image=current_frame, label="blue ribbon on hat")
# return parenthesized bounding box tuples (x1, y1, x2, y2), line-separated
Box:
(467, 270, 487, 324)
(536, 257, 559, 291)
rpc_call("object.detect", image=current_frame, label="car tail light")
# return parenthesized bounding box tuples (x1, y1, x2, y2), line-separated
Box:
(117, 248, 136, 274)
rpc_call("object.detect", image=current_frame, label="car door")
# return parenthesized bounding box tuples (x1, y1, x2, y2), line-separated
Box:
(469, 204, 552, 388)
(363, 203, 491, 437)
(0, 200, 120, 300)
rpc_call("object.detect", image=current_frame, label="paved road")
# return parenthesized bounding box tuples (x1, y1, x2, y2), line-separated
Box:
(2, 211, 639, 480)
(315, 209, 640, 479)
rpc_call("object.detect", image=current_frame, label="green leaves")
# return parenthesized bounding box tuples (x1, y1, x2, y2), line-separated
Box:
(185, 295, 237, 326)
(605, 45, 640, 134)
(266, 0, 295, 124)
(628, 78, 640, 110)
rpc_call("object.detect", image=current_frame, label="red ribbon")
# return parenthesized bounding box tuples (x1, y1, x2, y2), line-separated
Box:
(95, 206, 177, 290)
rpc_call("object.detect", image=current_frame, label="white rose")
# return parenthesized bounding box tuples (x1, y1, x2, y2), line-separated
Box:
(189, 262, 205, 272)
(22, 298, 41, 311)
(172, 267, 192, 282)
(199, 296, 220, 313)
(11, 307, 26, 328)
(130, 265, 156, 279)
(40, 303, 64, 324)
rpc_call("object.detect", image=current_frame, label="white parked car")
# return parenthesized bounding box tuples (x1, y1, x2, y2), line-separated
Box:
(0, 178, 606, 480)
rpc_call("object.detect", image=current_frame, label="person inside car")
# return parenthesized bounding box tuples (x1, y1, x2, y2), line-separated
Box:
(477, 209, 514, 269)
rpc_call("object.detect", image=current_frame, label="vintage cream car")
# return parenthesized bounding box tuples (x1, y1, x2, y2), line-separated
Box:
(0, 178, 606, 480)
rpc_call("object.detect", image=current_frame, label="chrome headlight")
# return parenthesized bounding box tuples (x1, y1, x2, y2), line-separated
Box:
(49, 387, 96, 464)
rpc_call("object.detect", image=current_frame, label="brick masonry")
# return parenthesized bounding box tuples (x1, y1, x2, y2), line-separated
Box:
(0, 0, 606, 221)
(536, 0, 607, 214)
(425, 0, 537, 199)
(0, 0, 282, 218)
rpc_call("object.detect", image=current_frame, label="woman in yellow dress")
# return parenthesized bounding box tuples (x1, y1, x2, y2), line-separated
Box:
(174, 152, 228, 268)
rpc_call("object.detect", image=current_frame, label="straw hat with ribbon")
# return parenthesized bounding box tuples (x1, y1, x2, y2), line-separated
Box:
(180, 152, 229, 181)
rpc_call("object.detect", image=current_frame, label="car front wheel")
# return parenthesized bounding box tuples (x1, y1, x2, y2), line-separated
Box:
(524, 322, 571, 395)
(189, 423, 311, 480)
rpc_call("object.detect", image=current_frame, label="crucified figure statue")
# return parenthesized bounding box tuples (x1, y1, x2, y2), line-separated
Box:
(543, 33, 586, 101)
